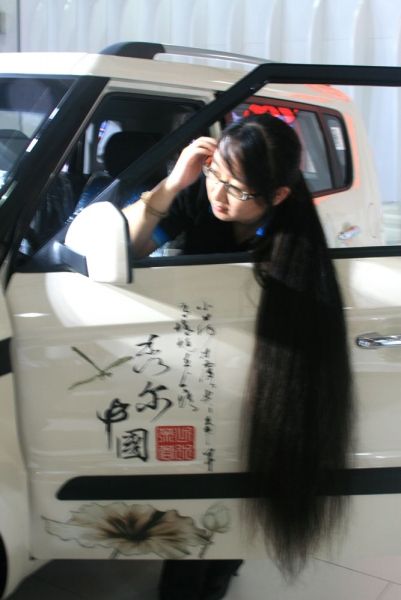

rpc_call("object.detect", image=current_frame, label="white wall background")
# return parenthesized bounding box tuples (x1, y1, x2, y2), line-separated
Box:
(0, 0, 401, 207)
(6, 0, 401, 65)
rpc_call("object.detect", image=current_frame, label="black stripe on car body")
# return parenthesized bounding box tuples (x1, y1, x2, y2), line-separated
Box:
(0, 338, 11, 377)
(57, 468, 401, 501)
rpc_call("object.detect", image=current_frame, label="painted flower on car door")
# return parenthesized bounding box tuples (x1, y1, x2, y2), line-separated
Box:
(43, 502, 227, 559)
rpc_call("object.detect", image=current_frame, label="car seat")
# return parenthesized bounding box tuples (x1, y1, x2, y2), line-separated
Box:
(74, 130, 163, 213)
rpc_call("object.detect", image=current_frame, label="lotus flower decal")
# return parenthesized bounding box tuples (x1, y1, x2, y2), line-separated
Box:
(43, 502, 216, 559)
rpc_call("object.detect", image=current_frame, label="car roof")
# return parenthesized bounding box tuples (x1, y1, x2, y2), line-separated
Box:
(0, 49, 351, 110)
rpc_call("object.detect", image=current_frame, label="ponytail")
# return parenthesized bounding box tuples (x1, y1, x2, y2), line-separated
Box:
(243, 176, 353, 576)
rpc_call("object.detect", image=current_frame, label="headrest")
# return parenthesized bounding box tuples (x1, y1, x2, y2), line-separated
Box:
(103, 131, 159, 178)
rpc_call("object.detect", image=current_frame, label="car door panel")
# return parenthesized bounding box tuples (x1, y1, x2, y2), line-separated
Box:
(335, 256, 401, 467)
(6, 262, 262, 560)
(5, 251, 401, 564)
(7, 264, 257, 470)
(0, 273, 32, 592)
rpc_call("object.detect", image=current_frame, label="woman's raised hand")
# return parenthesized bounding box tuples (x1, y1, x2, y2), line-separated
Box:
(166, 136, 218, 193)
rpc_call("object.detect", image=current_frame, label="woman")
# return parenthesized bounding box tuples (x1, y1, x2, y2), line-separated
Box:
(124, 114, 353, 596)
(124, 118, 290, 258)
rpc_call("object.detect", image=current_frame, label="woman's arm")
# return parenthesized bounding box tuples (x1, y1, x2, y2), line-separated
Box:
(123, 177, 177, 257)
(123, 136, 217, 258)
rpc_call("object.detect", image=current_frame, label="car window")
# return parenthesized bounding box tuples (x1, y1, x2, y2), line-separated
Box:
(324, 113, 348, 185)
(17, 92, 203, 258)
(0, 76, 75, 192)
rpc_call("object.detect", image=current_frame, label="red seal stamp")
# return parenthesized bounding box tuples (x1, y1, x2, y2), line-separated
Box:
(156, 425, 195, 461)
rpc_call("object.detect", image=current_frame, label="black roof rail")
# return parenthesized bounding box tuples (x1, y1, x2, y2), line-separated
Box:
(101, 42, 165, 59)
(100, 41, 267, 66)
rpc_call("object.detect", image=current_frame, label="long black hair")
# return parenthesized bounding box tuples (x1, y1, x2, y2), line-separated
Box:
(219, 114, 353, 576)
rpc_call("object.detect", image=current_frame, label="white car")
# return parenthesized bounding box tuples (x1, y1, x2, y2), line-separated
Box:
(0, 42, 400, 597)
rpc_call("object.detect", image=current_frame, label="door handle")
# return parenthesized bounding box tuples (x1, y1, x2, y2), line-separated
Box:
(356, 332, 401, 349)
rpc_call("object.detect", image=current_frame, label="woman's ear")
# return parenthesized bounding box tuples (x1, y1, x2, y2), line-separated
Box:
(273, 186, 290, 206)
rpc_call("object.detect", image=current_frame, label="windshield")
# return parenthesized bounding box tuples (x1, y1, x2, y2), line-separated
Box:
(0, 76, 75, 191)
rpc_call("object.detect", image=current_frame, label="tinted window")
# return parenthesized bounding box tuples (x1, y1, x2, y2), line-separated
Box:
(0, 76, 75, 191)
(324, 114, 349, 187)
(18, 92, 203, 258)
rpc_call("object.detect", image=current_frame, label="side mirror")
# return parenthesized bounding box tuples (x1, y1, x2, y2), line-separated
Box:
(64, 202, 131, 284)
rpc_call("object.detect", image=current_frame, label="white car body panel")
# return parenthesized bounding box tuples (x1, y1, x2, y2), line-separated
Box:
(4, 255, 401, 565)
(0, 269, 39, 597)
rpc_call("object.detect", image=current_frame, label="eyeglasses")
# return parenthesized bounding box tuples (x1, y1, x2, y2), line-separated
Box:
(202, 164, 259, 202)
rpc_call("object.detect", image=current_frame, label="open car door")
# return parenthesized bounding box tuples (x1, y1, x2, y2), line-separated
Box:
(1, 62, 401, 582)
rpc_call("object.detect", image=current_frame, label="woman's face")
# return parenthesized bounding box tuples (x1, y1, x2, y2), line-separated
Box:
(205, 149, 267, 225)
